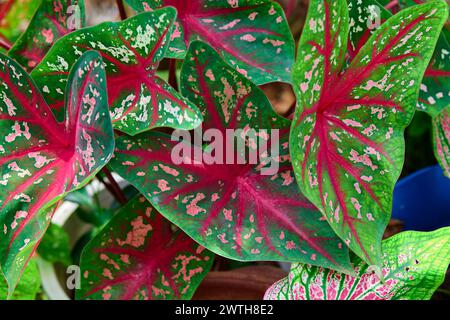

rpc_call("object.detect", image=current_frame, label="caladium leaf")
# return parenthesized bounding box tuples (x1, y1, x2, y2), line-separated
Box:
(433, 106, 450, 177)
(400, 0, 450, 12)
(110, 41, 352, 272)
(265, 227, 450, 300)
(417, 34, 450, 114)
(8, 0, 86, 72)
(350, 0, 450, 175)
(125, 0, 295, 84)
(398, 1, 450, 179)
(395, 2, 450, 180)
(376, 0, 402, 12)
(290, 0, 448, 267)
(0, 51, 114, 295)
(351, 0, 450, 115)
(77, 196, 214, 300)
(400, 1, 449, 44)
(31, 9, 202, 133)
(0, 0, 39, 43)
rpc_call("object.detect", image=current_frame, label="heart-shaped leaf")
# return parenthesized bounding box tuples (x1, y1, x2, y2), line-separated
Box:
(290, 0, 448, 267)
(398, 1, 449, 43)
(395, 1, 450, 178)
(347, 0, 392, 59)
(352, 0, 450, 116)
(31, 8, 202, 133)
(125, 0, 295, 85)
(110, 41, 352, 272)
(417, 34, 450, 115)
(433, 106, 450, 176)
(350, 0, 450, 175)
(8, 0, 86, 72)
(265, 227, 450, 300)
(0, 50, 114, 295)
(0, 258, 41, 300)
(0, 0, 39, 43)
(77, 196, 214, 300)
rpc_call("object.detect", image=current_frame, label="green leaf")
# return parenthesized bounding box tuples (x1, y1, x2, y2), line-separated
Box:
(433, 106, 450, 177)
(77, 196, 214, 300)
(110, 41, 352, 272)
(265, 227, 450, 300)
(125, 0, 295, 85)
(417, 34, 450, 116)
(399, 0, 449, 27)
(0, 259, 41, 300)
(8, 0, 86, 72)
(419, 33, 450, 178)
(290, 0, 448, 267)
(37, 223, 71, 266)
(75, 207, 115, 228)
(347, 0, 392, 59)
(394, 1, 450, 178)
(374, 0, 450, 116)
(351, 0, 450, 178)
(31, 8, 202, 133)
(0, 51, 114, 296)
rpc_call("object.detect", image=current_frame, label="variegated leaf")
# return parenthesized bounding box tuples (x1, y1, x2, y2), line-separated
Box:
(290, 0, 448, 266)
(31, 8, 202, 133)
(398, 1, 449, 41)
(8, 0, 86, 72)
(265, 227, 450, 300)
(347, 0, 392, 59)
(125, 0, 295, 84)
(351, 0, 450, 175)
(0, 0, 39, 43)
(417, 34, 450, 115)
(433, 106, 450, 176)
(0, 51, 114, 295)
(110, 41, 352, 272)
(396, 1, 450, 179)
(77, 196, 214, 300)
(0, 258, 41, 300)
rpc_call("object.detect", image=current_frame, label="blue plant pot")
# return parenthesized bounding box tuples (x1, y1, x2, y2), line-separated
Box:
(392, 165, 450, 231)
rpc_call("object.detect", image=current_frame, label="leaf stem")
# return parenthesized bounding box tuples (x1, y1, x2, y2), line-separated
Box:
(116, 0, 127, 21)
(169, 59, 179, 91)
(101, 167, 128, 206)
